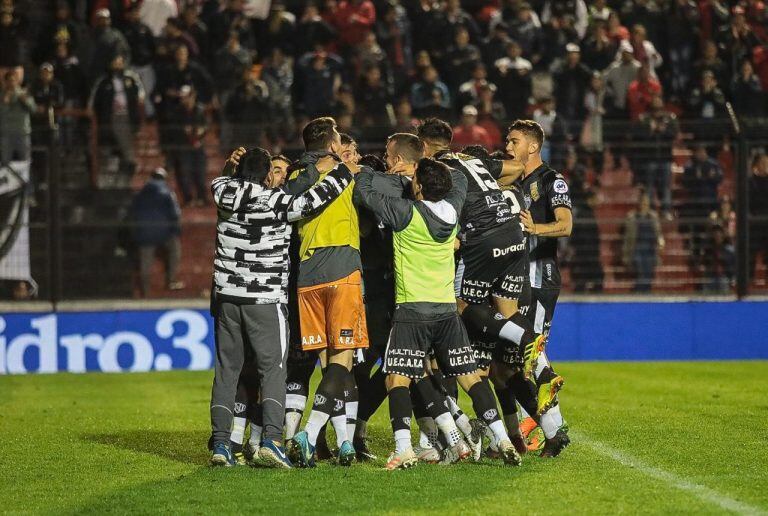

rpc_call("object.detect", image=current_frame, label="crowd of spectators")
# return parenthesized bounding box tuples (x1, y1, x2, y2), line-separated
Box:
(3, 0, 768, 293)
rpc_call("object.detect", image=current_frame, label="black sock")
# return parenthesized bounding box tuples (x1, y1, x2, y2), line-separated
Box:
(430, 370, 458, 400)
(414, 377, 450, 419)
(508, 312, 537, 353)
(357, 367, 388, 422)
(510, 371, 539, 420)
(411, 385, 428, 420)
(462, 305, 537, 350)
(345, 372, 358, 430)
(311, 363, 347, 416)
(468, 381, 502, 426)
(496, 384, 517, 417)
(388, 386, 412, 434)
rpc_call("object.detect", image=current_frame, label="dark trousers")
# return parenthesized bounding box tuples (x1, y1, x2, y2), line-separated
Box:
(210, 302, 289, 444)
(169, 147, 207, 204)
(138, 237, 180, 296)
(633, 253, 657, 292)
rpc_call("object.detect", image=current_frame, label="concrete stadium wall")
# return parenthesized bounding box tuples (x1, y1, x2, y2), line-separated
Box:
(1, 301, 766, 374)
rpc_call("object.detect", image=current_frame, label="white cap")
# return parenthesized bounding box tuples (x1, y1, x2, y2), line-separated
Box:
(94, 8, 110, 18)
(565, 43, 580, 53)
(462, 105, 478, 116)
(619, 40, 633, 53)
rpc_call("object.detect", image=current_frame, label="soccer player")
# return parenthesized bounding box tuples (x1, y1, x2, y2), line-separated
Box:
(355, 157, 522, 470)
(290, 118, 370, 468)
(506, 119, 572, 457)
(416, 120, 546, 438)
(209, 147, 359, 468)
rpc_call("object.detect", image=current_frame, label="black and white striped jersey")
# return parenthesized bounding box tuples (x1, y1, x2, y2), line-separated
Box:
(211, 164, 354, 304)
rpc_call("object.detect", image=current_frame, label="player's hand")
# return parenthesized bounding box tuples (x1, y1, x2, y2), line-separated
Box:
(521, 210, 536, 234)
(454, 238, 461, 251)
(344, 160, 361, 175)
(227, 147, 246, 167)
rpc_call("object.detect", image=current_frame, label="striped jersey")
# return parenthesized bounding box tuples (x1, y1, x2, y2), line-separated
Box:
(211, 164, 354, 304)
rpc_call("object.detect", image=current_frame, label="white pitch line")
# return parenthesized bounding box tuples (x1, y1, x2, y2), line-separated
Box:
(573, 432, 767, 515)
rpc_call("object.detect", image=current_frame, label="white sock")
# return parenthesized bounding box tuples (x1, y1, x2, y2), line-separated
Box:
(331, 414, 348, 447)
(284, 411, 303, 440)
(486, 426, 499, 450)
(230, 416, 246, 445)
(535, 351, 551, 378)
(284, 394, 306, 440)
(540, 405, 564, 439)
(355, 419, 368, 440)
(445, 396, 473, 437)
(416, 417, 437, 448)
(394, 429, 412, 454)
(488, 420, 509, 444)
(249, 423, 262, 446)
(435, 412, 461, 446)
(346, 400, 358, 442)
(499, 320, 525, 344)
(305, 410, 331, 446)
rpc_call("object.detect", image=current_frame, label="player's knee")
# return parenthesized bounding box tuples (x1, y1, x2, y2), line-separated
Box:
(493, 296, 519, 318)
(386, 374, 411, 391)
(457, 373, 482, 392)
(327, 349, 353, 371)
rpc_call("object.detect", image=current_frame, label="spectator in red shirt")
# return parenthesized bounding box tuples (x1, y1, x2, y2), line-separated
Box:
(452, 105, 493, 149)
(332, 0, 376, 49)
(627, 62, 661, 120)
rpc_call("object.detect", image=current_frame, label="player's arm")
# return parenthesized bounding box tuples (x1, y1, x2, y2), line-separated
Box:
(222, 147, 246, 177)
(284, 162, 322, 195)
(486, 158, 525, 185)
(354, 169, 414, 232)
(273, 163, 357, 222)
(521, 207, 572, 237)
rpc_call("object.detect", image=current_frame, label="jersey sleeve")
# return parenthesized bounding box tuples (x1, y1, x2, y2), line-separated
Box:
(353, 169, 414, 232)
(545, 173, 572, 211)
(485, 158, 504, 179)
(273, 164, 354, 222)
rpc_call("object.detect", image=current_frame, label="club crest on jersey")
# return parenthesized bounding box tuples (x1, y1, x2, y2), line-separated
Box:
(553, 179, 568, 194)
(530, 182, 540, 201)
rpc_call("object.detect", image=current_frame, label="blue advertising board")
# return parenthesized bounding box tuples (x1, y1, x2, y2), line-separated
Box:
(1, 302, 766, 374)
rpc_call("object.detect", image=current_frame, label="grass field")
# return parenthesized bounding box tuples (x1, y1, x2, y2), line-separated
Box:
(2, 361, 767, 515)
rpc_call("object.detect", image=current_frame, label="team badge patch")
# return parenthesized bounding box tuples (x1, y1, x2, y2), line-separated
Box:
(553, 179, 569, 194)
(530, 182, 540, 201)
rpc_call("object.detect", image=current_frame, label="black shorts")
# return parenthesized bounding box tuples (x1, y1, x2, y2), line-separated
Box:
(525, 287, 560, 336)
(382, 314, 477, 379)
(472, 339, 522, 370)
(455, 226, 528, 305)
(363, 268, 395, 355)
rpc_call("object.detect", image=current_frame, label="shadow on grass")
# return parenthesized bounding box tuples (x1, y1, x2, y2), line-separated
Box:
(82, 430, 210, 465)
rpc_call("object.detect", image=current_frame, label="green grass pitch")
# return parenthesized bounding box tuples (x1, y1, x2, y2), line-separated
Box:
(2, 361, 767, 515)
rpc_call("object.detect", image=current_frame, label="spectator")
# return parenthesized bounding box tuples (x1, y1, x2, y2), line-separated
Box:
(208, 0, 253, 52)
(628, 24, 662, 77)
(507, 3, 543, 67)
(122, 3, 156, 117)
(623, 190, 664, 292)
(541, 0, 589, 39)
(482, 20, 512, 69)
(540, 14, 580, 69)
(582, 21, 617, 72)
(139, 0, 179, 37)
(0, 70, 36, 162)
(256, 1, 296, 57)
(588, 0, 613, 24)
(31, 63, 64, 118)
(703, 211, 735, 292)
(452, 105, 493, 149)
(603, 40, 640, 118)
(533, 96, 570, 168)
(553, 43, 592, 131)
(0, 5, 25, 83)
(664, 0, 699, 98)
(52, 41, 87, 107)
(409, 65, 451, 118)
(88, 54, 144, 180)
(474, 83, 506, 148)
(627, 62, 661, 121)
(749, 152, 768, 281)
(181, 5, 211, 67)
(127, 167, 183, 297)
(88, 9, 131, 84)
(493, 40, 532, 121)
(332, 0, 376, 49)
(731, 59, 764, 117)
(224, 67, 271, 150)
(457, 62, 494, 106)
(568, 158, 604, 292)
(717, 6, 759, 77)
(261, 47, 295, 145)
(634, 94, 678, 217)
(156, 17, 200, 61)
(580, 72, 607, 175)
(166, 86, 208, 207)
(353, 31, 392, 89)
(155, 44, 214, 116)
(295, 3, 336, 56)
(393, 97, 417, 133)
(443, 25, 482, 92)
(606, 11, 629, 44)
(34, 1, 86, 64)
(693, 39, 727, 87)
(294, 50, 343, 119)
(622, 0, 662, 43)
(214, 31, 253, 99)
(432, 0, 481, 53)
(354, 64, 394, 128)
(687, 70, 727, 122)
(376, 0, 413, 92)
(682, 144, 724, 268)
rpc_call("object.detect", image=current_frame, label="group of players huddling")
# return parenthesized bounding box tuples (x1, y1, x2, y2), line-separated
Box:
(208, 115, 572, 470)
